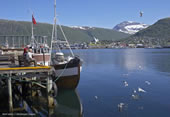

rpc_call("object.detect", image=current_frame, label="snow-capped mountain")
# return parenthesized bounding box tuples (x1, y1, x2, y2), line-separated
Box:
(113, 21, 149, 34)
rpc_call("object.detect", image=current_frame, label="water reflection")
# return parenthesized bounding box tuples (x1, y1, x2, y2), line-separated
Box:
(31, 89, 83, 117)
(74, 49, 170, 117)
(0, 89, 83, 117)
(116, 49, 146, 71)
(116, 49, 170, 74)
(52, 89, 83, 117)
(74, 49, 170, 74)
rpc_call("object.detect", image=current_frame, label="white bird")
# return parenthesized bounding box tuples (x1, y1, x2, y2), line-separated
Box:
(118, 103, 124, 107)
(138, 87, 146, 93)
(138, 65, 142, 69)
(123, 81, 128, 87)
(118, 103, 125, 112)
(145, 81, 151, 85)
(133, 89, 137, 93)
(132, 94, 140, 100)
(94, 96, 98, 99)
(132, 94, 135, 98)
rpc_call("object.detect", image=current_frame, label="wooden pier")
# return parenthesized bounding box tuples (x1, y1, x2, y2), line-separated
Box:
(0, 63, 56, 113)
(0, 35, 58, 114)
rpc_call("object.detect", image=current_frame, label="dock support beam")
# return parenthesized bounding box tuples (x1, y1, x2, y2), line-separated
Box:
(46, 75, 50, 107)
(8, 74, 13, 112)
(46, 74, 55, 109)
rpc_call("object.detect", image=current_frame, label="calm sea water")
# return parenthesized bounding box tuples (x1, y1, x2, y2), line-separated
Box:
(73, 48, 170, 117)
(1, 48, 170, 117)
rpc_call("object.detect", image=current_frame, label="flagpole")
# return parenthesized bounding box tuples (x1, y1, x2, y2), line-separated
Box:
(32, 15, 34, 45)
(32, 21, 34, 39)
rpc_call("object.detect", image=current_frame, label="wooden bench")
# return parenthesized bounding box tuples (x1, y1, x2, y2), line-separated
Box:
(18, 55, 36, 67)
(18, 55, 25, 67)
(0, 54, 15, 65)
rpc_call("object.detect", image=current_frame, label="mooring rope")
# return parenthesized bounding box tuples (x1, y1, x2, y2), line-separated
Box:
(53, 62, 68, 82)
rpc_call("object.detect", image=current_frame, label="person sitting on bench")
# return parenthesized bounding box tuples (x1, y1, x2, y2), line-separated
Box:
(25, 49, 37, 66)
(0, 49, 3, 55)
(23, 47, 28, 56)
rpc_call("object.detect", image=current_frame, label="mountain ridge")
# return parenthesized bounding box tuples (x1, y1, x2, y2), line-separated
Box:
(0, 19, 130, 43)
(124, 18, 170, 45)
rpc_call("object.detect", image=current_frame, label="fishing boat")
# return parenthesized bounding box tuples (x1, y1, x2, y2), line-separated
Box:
(50, 0, 82, 89)
(27, 0, 82, 89)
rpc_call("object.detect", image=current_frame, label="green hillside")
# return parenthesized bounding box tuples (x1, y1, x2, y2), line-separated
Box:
(125, 18, 170, 45)
(0, 19, 129, 44)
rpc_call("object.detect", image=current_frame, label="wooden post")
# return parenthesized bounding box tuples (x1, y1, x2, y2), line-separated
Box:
(47, 73, 51, 94)
(47, 73, 55, 109)
(46, 74, 50, 108)
(8, 73, 13, 112)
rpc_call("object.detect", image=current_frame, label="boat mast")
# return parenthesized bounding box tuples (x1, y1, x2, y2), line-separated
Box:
(50, 0, 60, 63)
(51, 0, 58, 45)
(50, 0, 74, 63)
(53, 0, 60, 51)
(54, 0, 57, 42)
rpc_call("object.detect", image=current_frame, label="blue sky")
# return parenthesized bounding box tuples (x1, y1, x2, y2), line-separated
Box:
(0, 0, 170, 28)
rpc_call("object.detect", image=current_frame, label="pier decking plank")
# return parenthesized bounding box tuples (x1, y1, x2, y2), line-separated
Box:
(0, 65, 51, 74)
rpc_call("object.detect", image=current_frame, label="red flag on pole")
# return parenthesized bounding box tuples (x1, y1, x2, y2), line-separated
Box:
(32, 15, 36, 24)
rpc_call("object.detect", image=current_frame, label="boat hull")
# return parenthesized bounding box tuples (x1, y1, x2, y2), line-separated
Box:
(52, 57, 81, 89)
(33, 53, 50, 66)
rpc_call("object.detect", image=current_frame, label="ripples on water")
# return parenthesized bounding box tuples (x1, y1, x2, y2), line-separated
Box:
(1, 48, 170, 117)
(75, 49, 170, 117)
